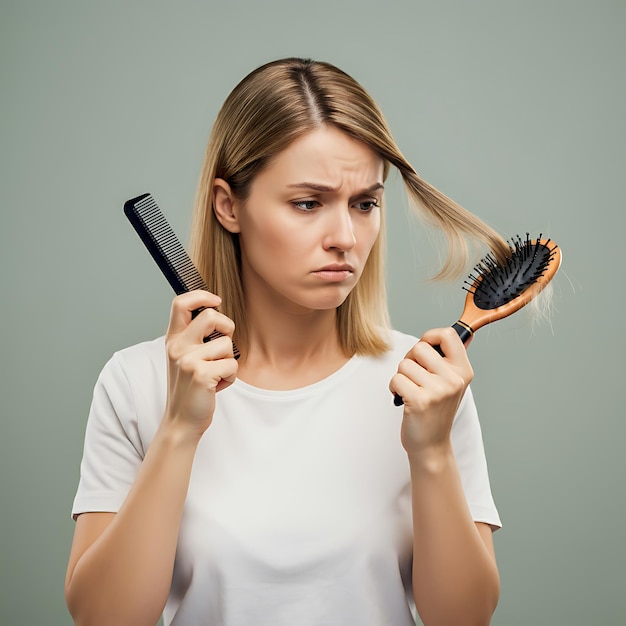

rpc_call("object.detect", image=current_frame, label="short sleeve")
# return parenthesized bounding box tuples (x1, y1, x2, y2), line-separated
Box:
(450, 386, 502, 530)
(71, 353, 146, 519)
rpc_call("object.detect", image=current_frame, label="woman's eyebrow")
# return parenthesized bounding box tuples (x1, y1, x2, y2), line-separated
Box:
(287, 182, 384, 193)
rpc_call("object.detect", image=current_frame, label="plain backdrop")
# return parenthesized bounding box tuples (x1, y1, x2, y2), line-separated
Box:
(1, 1, 624, 624)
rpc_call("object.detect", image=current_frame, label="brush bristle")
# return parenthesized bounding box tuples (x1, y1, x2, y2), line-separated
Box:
(462, 233, 559, 310)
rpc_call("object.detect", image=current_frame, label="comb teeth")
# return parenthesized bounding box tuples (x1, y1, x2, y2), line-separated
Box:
(127, 193, 207, 295)
(124, 193, 240, 359)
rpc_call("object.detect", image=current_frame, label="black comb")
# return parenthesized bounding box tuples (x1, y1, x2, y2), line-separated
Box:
(124, 192, 240, 359)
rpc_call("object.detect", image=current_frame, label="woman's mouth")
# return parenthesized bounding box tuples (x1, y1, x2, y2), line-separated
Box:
(312, 264, 355, 282)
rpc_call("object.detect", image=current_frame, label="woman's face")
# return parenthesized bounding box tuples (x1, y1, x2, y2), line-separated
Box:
(220, 125, 384, 314)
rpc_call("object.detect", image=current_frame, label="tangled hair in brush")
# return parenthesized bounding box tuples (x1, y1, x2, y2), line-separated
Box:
(190, 57, 511, 357)
(528, 281, 555, 331)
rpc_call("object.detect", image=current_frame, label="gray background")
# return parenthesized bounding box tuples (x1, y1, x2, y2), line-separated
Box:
(1, 0, 624, 624)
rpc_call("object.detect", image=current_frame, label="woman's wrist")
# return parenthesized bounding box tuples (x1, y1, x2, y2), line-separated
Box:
(406, 443, 456, 477)
(156, 414, 206, 451)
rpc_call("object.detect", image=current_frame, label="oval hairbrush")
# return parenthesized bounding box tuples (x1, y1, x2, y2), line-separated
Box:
(394, 234, 561, 406)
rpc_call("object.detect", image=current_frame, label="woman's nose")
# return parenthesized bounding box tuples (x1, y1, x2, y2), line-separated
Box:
(322, 208, 356, 252)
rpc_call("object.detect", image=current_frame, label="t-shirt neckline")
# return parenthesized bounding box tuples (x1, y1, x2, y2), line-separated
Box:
(231, 353, 362, 400)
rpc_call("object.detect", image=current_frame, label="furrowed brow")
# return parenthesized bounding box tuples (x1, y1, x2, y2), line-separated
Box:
(287, 182, 339, 192)
(287, 182, 384, 193)
(360, 183, 385, 194)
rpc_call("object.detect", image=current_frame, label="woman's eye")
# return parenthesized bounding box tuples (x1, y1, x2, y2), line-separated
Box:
(292, 200, 319, 211)
(354, 200, 380, 212)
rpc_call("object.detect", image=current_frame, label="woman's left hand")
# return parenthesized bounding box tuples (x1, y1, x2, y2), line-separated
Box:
(390, 327, 474, 459)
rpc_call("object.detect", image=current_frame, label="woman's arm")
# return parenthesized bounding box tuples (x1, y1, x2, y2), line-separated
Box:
(409, 451, 499, 625)
(65, 291, 237, 626)
(65, 425, 203, 626)
(391, 328, 500, 626)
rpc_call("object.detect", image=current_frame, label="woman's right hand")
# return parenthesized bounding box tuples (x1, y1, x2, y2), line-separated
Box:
(164, 290, 238, 440)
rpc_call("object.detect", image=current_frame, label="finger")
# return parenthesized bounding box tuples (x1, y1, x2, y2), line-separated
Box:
(186, 308, 235, 346)
(181, 333, 236, 364)
(389, 372, 409, 406)
(390, 350, 436, 408)
(167, 290, 223, 335)
(397, 355, 434, 389)
(420, 327, 467, 362)
(177, 349, 239, 391)
(395, 353, 463, 397)
(420, 328, 474, 387)
(404, 340, 449, 376)
(214, 358, 238, 393)
(389, 372, 426, 409)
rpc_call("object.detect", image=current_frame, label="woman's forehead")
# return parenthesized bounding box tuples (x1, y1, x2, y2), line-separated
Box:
(256, 126, 384, 190)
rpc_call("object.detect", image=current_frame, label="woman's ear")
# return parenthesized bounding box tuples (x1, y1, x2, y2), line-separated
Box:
(212, 178, 241, 233)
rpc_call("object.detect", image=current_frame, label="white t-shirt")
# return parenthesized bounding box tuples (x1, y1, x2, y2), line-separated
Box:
(72, 330, 500, 626)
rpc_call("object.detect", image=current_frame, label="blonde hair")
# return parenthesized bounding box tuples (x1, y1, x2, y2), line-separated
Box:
(190, 57, 509, 357)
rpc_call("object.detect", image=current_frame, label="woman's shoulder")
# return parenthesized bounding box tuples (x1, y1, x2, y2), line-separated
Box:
(355, 329, 417, 373)
(92, 336, 167, 437)
(99, 336, 167, 387)
(111, 335, 166, 365)
(386, 329, 418, 357)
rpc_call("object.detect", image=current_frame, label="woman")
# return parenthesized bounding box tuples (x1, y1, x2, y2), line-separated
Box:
(66, 58, 504, 626)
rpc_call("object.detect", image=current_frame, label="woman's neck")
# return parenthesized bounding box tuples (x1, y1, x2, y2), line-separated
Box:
(236, 298, 350, 391)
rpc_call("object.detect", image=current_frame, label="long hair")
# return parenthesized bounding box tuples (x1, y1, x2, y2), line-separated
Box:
(189, 58, 509, 356)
